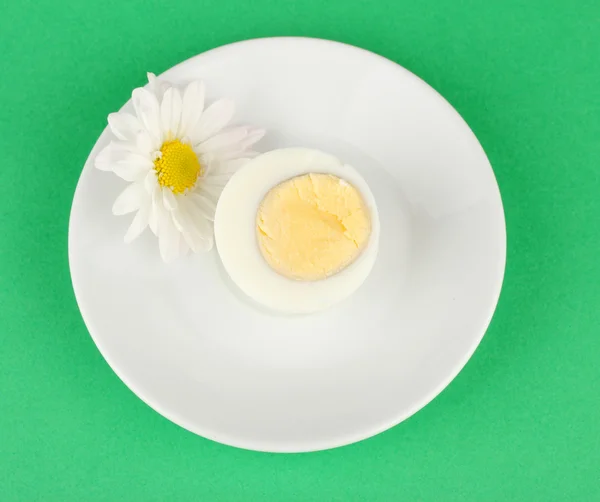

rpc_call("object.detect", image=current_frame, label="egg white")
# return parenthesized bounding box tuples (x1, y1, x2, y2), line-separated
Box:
(214, 148, 380, 314)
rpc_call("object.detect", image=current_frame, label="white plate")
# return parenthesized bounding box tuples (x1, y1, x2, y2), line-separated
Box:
(69, 37, 506, 452)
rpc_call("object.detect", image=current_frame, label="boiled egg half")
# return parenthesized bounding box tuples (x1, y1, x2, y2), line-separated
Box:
(214, 148, 380, 314)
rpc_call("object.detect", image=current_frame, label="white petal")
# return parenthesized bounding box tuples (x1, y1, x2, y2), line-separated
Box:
(143, 169, 157, 194)
(201, 172, 232, 193)
(198, 154, 218, 176)
(160, 87, 182, 139)
(135, 131, 154, 156)
(147, 72, 172, 100)
(107, 113, 141, 142)
(188, 192, 216, 221)
(197, 237, 213, 252)
(196, 128, 263, 163)
(199, 154, 249, 177)
(95, 141, 132, 171)
(205, 158, 248, 177)
(148, 185, 161, 235)
(171, 208, 199, 252)
(186, 229, 213, 252)
(240, 128, 265, 149)
(220, 158, 251, 173)
(203, 173, 232, 185)
(179, 237, 190, 256)
(124, 201, 150, 243)
(179, 81, 205, 138)
(112, 154, 153, 182)
(207, 148, 260, 162)
(196, 184, 223, 199)
(190, 99, 234, 144)
(132, 87, 163, 146)
(190, 207, 213, 238)
(112, 182, 145, 215)
(173, 203, 213, 252)
(95, 144, 119, 172)
(197, 127, 248, 154)
(162, 187, 178, 211)
(158, 212, 180, 262)
(147, 72, 158, 86)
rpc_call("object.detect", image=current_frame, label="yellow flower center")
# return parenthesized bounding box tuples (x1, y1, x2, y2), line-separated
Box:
(154, 140, 202, 194)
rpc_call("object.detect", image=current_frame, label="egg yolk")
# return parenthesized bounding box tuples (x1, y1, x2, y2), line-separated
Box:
(256, 173, 371, 281)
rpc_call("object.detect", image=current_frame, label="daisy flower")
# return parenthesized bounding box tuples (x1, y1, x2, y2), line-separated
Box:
(95, 73, 264, 262)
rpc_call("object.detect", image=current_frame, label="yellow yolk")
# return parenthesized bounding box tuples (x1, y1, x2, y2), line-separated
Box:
(154, 140, 202, 194)
(256, 173, 371, 281)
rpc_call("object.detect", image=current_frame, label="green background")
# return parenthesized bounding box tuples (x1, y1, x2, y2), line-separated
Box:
(2, 0, 599, 499)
